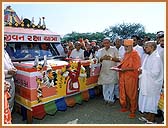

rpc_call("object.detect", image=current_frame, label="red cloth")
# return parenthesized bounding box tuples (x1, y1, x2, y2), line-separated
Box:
(65, 97, 76, 107)
(32, 105, 46, 119)
(4, 91, 11, 124)
(67, 50, 72, 58)
(81, 90, 89, 101)
(118, 50, 141, 113)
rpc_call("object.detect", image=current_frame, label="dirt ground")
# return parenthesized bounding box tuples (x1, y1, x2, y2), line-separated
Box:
(11, 94, 163, 125)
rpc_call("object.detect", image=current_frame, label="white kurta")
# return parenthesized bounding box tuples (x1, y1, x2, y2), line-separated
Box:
(133, 45, 144, 58)
(98, 46, 119, 85)
(95, 48, 102, 60)
(157, 45, 164, 67)
(118, 45, 125, 60)
(69, 49, 84, 60)
(97, 46, 119, 102)
(138, 50, 163, 114)
(4, 50, 16, 78)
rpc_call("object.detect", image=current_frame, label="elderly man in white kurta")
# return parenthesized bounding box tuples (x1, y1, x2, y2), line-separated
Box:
(98, 38, 120, 104)
(138, 41, 163, 124)
(69, 41, 84, 60)
(4, 40, 17, 112)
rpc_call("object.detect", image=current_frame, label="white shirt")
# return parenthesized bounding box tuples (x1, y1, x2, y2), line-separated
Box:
(4, 50, 16, 78)
(116, 45, 125, 60)
(157, 45, 164, 54)
(95, 48, 102, 60)
(157, 45, 164, 65)
(133, 45, 144, 58)
(69, 48, 84, 60)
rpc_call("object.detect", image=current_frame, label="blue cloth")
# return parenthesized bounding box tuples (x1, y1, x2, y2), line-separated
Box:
(89, 88, 95, 98)
(55, 98, 67, 111)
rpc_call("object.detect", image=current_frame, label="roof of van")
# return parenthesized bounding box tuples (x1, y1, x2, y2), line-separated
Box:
(4, 26, 59, 36)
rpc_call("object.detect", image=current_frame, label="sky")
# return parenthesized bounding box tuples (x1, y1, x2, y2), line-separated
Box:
(3, 2, 166, 37)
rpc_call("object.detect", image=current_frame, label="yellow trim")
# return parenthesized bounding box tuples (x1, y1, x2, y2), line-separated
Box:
(15, 94, 64, 108)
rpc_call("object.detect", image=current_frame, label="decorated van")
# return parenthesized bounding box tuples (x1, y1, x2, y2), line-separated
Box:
(4, 6, 101, 123)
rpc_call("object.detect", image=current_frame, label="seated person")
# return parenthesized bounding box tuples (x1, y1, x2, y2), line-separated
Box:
(40, 43, 52, 57)
(34, 44, 40, 56)
(14, 44, 24, 58)
(26, 44, 39, 58)
(84, 42, 93, 60)
(14, 44, 39, 59)
(69, 41, 84, 60)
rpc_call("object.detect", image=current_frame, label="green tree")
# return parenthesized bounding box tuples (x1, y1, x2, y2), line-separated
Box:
(62, 22, 156, 44)
(103, 23, 145, 40)
(62, 32, 105, 43)
(142, 32, 156, 40)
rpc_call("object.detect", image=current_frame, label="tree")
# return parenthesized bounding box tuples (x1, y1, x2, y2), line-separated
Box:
(103, 23, 145, 40)
(142, 32, 156, 40)
(62, 23, 156, 44)
(62, 32, 105, 43)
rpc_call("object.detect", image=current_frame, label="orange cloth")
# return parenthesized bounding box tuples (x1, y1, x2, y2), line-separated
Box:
(4, 91, 12, 124)
(118, 50, 141, 113)
(124, 39, 133, 46)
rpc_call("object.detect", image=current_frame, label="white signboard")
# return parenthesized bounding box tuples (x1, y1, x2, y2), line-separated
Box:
(4, 33, 61, 42)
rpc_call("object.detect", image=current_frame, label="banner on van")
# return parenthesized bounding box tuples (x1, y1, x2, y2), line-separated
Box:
(4, 33, 61, 43)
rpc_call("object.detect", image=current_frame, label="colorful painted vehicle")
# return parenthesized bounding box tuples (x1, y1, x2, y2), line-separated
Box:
(4, 6, 101, 123)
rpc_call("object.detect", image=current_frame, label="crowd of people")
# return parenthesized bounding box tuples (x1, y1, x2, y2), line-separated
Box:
(3, 31, 164, 124)
(62, 31, 164, 124)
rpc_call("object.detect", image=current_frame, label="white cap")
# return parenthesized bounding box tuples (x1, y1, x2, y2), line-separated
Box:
(103, 37, 111, 42)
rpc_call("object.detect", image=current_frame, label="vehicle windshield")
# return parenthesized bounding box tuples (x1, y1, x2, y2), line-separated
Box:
(5, 42, 65, 61)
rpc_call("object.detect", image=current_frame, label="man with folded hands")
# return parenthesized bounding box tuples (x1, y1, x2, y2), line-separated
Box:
(97, 37, 120, 105)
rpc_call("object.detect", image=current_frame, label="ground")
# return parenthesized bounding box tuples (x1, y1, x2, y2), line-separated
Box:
(11, 95, 153, 125)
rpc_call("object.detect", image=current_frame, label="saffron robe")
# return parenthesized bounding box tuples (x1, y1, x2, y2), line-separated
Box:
(118, 50, 141, 113)
(4, 91, 11, 124)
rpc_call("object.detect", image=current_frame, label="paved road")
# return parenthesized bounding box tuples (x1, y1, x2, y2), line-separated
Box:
(12, 95, 146, 124)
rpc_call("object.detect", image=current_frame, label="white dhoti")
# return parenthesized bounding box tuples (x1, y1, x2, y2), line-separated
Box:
(138, 92, 160, 114)
(103, 84, 115, 102)
(114, 83, 119, 99)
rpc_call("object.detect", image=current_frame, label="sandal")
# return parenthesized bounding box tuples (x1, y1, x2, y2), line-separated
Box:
(138, 117, 147, 122)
